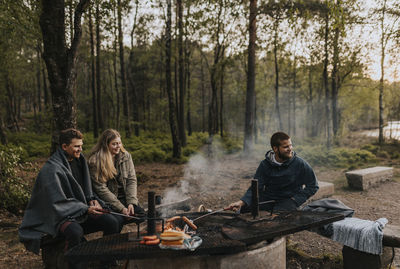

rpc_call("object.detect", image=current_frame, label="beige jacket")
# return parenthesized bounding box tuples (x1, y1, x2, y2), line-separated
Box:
(90, 151, 138, 212)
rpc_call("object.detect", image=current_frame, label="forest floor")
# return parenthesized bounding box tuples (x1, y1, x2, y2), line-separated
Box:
(1, 136, 400, 268)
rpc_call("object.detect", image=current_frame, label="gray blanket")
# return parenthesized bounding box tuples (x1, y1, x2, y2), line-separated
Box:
(302, 198, 355, 237)
(19, 147, 94, 254)
(332, 217, 388, 255)
(302, 198, 354, 217)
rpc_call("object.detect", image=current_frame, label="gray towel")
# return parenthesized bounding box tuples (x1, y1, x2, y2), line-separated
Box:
(331, 217, 388, 255)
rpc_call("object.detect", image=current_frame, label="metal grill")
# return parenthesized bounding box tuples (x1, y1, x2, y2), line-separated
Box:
(65, 210, 344, 263)
(65, 230, 246, 263)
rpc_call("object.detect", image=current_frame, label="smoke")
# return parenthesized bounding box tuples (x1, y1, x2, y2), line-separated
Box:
(159, 137, 259, 215)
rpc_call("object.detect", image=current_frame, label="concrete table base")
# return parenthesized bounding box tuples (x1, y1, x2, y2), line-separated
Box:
(127, 237, 286, 269)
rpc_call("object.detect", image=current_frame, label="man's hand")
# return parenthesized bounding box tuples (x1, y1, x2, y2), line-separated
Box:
(225, 200, 246, 212)
(87, 205, 103, 215)
(89, 199, 103, 209)
(87, 200, 103, 215)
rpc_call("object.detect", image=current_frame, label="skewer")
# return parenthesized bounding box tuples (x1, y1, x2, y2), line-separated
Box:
(99, 209, 142, 220)
(192, 208, 226, 222)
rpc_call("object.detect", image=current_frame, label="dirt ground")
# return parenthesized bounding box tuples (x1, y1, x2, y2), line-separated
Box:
(1, 149, 400, 268)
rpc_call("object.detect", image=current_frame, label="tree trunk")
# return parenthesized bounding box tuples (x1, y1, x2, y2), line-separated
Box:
(0, 117, 7, 145)
(219, 62, 224, 138)
(166, 0, 181, 158)
(244, 0, 257, 153)
(185, 3, 192, 137)
(201, 56, 205, 133)
(186, 51, 192, 136)
(273, 17, 283, 131)
(36, 44, 42, 113)
(128, 1, 140, 136)
(292, 57, 297, 136)
(88, 6, 98, 138)
(209, 68, 218, 136)
(42, 56, 49, 109)
(308, 65, 317, 137)
(68, 0, 74, 46)
(331, 23, 340, 137)
(127, 53, 140, 136)
(40, 0, 89, 152)
(378, 1, 386, 145)
(5, 72, 19, 131)
(323, 11, 331, 148)
(113, 4, 120, 130)
(176, 0, 186, 146)
(95, 1, 103, 131)
(117, 0, 131, 138)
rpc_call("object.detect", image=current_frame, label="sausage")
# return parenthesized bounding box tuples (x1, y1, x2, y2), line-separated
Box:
(145, 238, 160, 245)
(166, 216, 181, 222)
(139, 240, 145, 244)
(142, 235, 158, 241)
(182, 216, 197, 230)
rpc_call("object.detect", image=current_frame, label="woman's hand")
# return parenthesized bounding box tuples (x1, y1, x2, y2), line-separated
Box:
(127, 204, 135, 216)
(121, 207, 129, 216)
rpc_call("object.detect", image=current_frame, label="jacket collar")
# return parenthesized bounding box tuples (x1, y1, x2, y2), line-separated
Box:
(265, 150, 296, 167)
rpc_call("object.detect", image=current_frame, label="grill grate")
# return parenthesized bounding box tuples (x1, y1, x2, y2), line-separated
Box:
(65, 210, 344, 263)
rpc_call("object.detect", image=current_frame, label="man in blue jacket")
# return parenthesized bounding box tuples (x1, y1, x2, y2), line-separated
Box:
(228, 132, 319, 212)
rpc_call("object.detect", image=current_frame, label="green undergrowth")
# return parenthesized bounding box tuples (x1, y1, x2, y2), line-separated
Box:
(295, 145, 378, 169)
(6, 132, 51, 161)
(0, 145, 30, 215)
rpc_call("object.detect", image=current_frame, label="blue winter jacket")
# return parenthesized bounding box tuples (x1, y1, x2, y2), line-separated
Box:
(241, 150, 319, 207)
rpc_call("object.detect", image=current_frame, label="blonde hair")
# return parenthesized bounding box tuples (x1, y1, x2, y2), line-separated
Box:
(88, 129, 126, 183)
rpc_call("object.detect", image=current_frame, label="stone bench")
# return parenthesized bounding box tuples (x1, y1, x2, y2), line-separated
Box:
(345, 166, 393, 190)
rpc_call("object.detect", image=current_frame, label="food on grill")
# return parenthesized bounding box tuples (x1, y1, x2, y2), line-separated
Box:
(182, 216, 197, 230)
(160, 230, 188, 246)
(166, 216, 181, 222)
(160, 230, 185, 241)
(140, 235, 160, 245)
(161, 239, 184, 246)
(145, 238, 160, 245)
(142, 235, 158, 241)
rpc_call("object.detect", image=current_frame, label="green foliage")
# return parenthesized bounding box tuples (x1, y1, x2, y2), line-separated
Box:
(131, 145, 168, 163)
(7, 132, 50, 160)
(296, 145, 377, 168)
(360, 144, 379, 154)
(0, 145, 30, 214)
(220, 135, 242, 154)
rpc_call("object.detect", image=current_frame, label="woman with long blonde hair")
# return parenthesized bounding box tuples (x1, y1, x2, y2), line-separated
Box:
(88, 129, 144, 220)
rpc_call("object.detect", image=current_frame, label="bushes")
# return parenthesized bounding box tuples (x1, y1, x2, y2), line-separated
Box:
(0, 145, 30, 214)
(122, 131, 211, 163)
(7, 132, 50, 160)
(295, 146, 377, 168)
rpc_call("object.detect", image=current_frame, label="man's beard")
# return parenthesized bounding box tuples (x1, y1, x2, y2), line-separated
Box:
(277, 149, 291, 161)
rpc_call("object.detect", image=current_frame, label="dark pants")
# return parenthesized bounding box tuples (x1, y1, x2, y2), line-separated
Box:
(60, 213, 123, 251)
